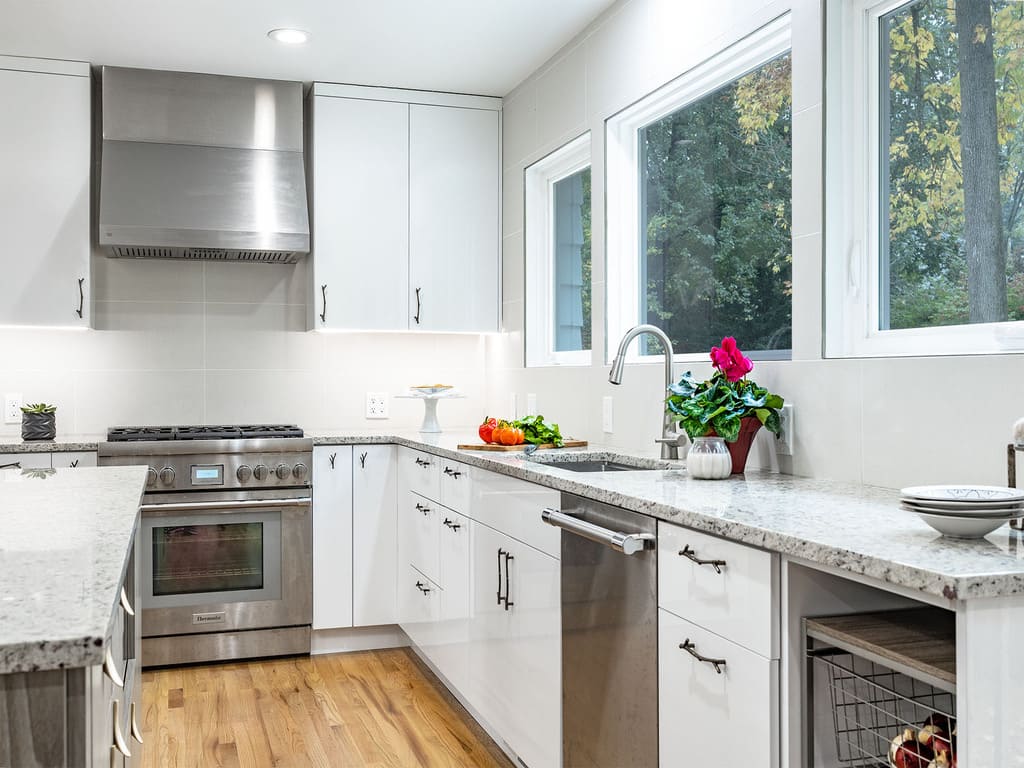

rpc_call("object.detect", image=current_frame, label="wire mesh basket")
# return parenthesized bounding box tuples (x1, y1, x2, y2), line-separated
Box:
(813, 650, 956, 767)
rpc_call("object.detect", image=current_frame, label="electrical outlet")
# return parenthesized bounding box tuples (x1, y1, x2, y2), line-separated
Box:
(3, 393, 22, 424)
(602, 396, 614, 433)
(776, 404, 794, 456)
(365, 392, 389, 419)
(526, 393, 537, 415)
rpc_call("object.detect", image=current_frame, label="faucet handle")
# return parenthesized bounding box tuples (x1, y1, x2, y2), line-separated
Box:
(655, 434, 686, 447)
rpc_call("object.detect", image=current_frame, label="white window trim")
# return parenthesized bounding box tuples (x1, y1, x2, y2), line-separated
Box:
(825, 0, 1024, 358)
(605, 14, 792, 365)
(525, 132, 592, 367)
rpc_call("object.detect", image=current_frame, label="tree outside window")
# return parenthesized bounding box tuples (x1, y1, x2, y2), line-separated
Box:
(638, 53, 793, 355)
(882, 0, 1024, 330)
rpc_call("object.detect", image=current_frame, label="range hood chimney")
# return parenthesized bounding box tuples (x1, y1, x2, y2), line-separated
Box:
(98, 67, 310, 263)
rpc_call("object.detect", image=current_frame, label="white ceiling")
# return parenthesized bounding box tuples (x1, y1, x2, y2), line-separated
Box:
(0, 0, 617, 96)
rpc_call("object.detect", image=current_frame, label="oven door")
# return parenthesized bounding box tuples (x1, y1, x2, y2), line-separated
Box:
(139, 489, 311, 637)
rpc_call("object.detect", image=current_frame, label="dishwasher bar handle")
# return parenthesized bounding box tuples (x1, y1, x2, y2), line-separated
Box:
(542, 508, 654, 555)
(140, 497, 311, 514)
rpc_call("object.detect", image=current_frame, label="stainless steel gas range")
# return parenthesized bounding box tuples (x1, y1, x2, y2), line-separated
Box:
(97, 425, 312, 667)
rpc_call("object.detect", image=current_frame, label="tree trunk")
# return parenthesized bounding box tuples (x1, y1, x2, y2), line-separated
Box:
(956, 0, 1007, 323)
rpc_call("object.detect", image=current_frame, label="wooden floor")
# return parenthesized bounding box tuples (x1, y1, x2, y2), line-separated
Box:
(140, 648, 513, 768)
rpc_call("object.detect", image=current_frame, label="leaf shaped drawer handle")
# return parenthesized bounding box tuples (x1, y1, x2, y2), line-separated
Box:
(679, 545, 726, 574)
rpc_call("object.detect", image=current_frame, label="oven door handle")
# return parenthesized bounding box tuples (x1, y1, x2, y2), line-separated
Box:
(140, 497, 312, 515)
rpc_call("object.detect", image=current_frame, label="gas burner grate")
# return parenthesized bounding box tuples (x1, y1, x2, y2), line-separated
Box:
(106, 425, 304, 442)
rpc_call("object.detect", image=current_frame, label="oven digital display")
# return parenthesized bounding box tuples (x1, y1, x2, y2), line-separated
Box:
(190, 465, 224, 485)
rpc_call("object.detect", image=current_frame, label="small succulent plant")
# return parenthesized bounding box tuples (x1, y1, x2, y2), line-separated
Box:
(21, 403, 56, 414)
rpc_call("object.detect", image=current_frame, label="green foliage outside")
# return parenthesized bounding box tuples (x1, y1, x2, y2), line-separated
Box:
(886, 0, 1024, 329)
(640, 54, 793, 355)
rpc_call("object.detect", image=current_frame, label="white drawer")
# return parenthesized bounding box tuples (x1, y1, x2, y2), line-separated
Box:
(659, 609, 778, 768)
(399, 492, 441, 585)
(400, 447, 440, 500)
(658, 522, 778, 658)
(439, 459, 472, 514)
(398, 565, 440, 650)
(471, 468, 560, 558)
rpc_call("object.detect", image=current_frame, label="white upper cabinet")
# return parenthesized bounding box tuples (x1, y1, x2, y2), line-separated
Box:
(409, 105, 500, 332)
(311, 84, 501, 332)
(0, 57, 91, 328)
(311, 97, 409, 331)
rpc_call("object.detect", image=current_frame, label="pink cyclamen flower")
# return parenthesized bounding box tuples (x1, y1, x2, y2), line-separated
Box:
(710, 337, 753, 382)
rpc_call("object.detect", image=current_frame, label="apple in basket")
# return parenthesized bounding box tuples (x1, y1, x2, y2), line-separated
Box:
(890, 729, 934, 768)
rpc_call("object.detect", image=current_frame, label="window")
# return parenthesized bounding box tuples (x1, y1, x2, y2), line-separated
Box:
(827, 0, 1024, 356)
(525, 134, 592, 366)
(607, 17, 792, 361)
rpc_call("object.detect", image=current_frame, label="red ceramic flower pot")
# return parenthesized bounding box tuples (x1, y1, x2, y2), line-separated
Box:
(708, 416, 762, 474)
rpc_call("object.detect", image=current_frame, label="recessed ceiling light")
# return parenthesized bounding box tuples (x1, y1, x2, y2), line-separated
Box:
(267, 28, 310, 45)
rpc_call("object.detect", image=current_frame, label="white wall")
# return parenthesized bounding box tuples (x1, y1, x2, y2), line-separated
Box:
(491, 0, 1024, 489)
(0, 254, 487, 436)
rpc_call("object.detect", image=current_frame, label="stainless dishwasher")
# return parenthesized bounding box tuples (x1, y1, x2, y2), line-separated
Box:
(542, 493, 658, 768)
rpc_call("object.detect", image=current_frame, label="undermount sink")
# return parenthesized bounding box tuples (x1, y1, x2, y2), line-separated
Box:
(526, 453, 682, 473)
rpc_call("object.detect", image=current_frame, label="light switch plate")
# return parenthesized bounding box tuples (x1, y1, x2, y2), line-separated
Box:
(776, 404, 794, 456)
(602, 396, 614, 433)
(365, 392, 389, 419)
(4, 393, 22, 424)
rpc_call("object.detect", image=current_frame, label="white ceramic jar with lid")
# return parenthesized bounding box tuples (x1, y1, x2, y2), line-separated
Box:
(686, 436, 732, 480)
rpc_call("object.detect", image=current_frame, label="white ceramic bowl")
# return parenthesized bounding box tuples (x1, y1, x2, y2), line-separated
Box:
(900, 500, 1024, 518)
(913, 510, 1009, 539)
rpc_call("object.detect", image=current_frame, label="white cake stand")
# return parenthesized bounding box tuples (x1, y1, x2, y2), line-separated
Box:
(396, 392, 466, 433)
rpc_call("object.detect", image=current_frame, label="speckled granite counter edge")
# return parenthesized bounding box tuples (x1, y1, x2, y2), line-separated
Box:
(314, 434, 1024, 602)
(0, 439, 102, 453)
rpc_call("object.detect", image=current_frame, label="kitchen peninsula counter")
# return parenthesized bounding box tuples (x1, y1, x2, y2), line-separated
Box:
(0, 465, 147, 673)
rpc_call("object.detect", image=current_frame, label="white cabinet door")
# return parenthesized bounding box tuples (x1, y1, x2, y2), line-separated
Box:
(312, 446, 353, 630)
(0, 59, 90, 328)
(409, 105, 500, 332)
(467, 522, 561, 768)
(398, 447, 440, 500)
(471, 468, 561, 558)
(311, 96, 409, 330)
(659, 609, 778, 768)
(352, 445, 397, 627)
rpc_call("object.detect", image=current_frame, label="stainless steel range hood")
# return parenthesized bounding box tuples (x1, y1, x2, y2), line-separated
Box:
(98, 67, 309, 263)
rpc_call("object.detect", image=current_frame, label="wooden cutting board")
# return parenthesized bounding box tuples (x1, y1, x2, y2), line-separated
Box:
(456, 440, 588, 452)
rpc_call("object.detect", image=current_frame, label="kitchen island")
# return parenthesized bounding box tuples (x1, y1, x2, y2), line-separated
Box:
(0, 464, 147, 767)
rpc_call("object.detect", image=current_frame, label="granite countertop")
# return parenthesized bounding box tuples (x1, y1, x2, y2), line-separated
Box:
(0, 433, 105, 453)
(311, 429, 1024, 602)
(0, 465, 148, 674)
(6, 427, 1023, 602)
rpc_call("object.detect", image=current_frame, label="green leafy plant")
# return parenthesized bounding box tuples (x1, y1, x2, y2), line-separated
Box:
(666, 338, 784, 442)
(511, 415, 564, 447)
(21, 403, 56, 414)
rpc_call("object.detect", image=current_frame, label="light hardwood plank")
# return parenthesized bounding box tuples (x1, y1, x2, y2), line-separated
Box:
(140, 649, 512, 768)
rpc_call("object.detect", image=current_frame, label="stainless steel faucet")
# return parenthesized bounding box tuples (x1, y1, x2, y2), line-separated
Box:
(608, 324, 685, 459)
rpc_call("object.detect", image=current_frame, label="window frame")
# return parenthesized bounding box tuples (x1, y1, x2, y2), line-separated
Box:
(825, 0, 1024, 358)
(605, 14, 793, 365)
(525, 132, 593, 367)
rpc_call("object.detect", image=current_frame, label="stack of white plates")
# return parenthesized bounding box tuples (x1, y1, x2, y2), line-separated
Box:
(900, 485, 1024, 538)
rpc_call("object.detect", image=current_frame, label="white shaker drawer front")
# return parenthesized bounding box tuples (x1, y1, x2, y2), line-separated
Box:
(658, 522, 778, 658)
(399, 492, 441, 585)
(471, 469, 560, 558)
(398, 565, 440, 649)
(659, 609, 778, 768)
(400, 447, 440, 500)
(439, 459, 472, 515)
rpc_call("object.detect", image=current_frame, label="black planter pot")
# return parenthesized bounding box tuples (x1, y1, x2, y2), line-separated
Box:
(22, 412, 56, 441)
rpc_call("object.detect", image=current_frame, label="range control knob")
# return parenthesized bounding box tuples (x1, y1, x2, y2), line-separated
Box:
(158, 466, 175, 486)
(292, 463, 309, 481)
(275, 463, 291, 480)
(236, 464, 253, 482)
(146, 467, 158, 487)
(253, 464, 269, 481)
